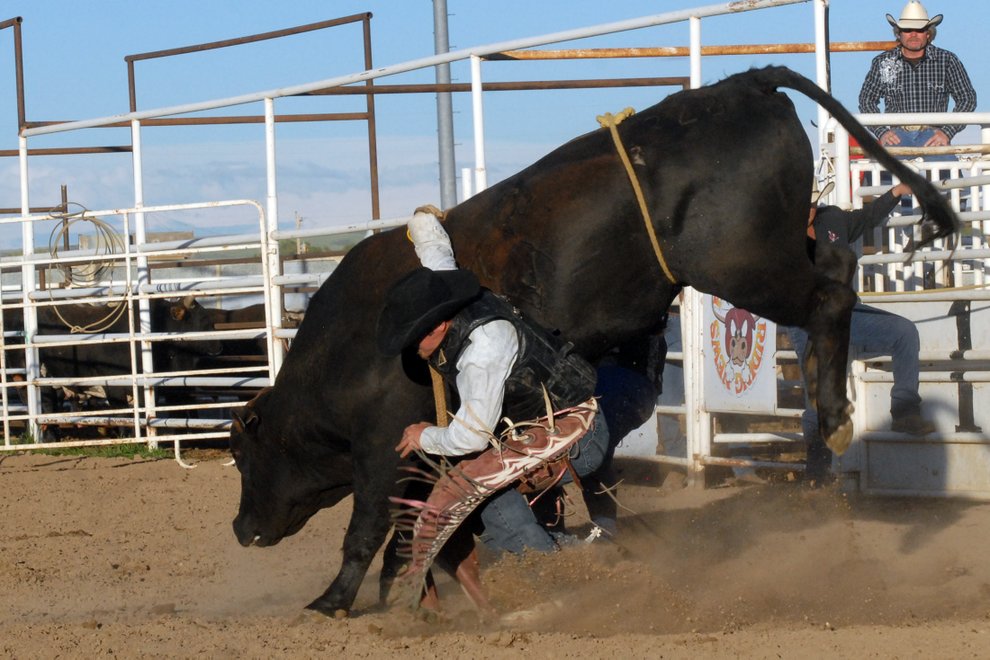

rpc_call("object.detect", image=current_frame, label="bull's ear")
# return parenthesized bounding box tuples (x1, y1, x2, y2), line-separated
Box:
(232, 387, 273, 432)
(170, 295, 197, 322)
(231, 406, 259, 433)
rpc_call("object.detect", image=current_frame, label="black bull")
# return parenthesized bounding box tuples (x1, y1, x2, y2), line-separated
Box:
(230, 67, 957, 615)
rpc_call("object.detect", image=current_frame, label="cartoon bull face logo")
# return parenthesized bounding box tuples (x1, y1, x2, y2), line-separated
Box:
(714, 306, 757, 367)
(709, 298, 768, 396)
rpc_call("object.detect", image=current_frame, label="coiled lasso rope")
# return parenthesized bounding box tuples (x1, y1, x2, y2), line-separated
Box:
(596, 108, 677, 284)
(47, 203, 127, 334)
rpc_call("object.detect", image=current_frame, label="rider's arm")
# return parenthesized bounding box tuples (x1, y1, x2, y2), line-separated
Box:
(419, 320, 518, 456)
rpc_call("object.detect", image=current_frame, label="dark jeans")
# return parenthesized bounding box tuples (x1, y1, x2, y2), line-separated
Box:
(478, 410, 610, 555)
(788, 302, 922, 476)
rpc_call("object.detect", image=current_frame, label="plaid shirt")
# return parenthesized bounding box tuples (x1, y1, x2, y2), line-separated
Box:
(858, 44, 977, 139)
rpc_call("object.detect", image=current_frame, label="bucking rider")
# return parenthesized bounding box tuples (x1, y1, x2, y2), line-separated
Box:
(376, 208, 612, 558)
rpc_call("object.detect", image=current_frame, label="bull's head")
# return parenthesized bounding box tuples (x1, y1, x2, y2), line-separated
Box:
(712, 303, 759, 367)
(160, 296, 223, 368)
(230, 387, 354, 548)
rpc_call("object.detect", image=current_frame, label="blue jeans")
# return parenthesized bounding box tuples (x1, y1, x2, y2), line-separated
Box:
(888, 128, 957, 162)
(788, 302, 922, 470)
(881, 128, 957, 189)
(478, 410, 610, 554)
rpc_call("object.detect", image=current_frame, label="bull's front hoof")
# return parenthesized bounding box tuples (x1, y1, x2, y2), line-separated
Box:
(825, 417, 854, 456)
(305, 597, 349, 619)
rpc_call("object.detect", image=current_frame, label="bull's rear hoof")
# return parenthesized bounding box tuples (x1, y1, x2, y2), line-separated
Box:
(305, 598, 349, 619)
(825, 418, 854, 456)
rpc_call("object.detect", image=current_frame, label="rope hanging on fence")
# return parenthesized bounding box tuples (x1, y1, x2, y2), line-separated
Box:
(47, 203, 128, 334)
(596, 108, 677, 284)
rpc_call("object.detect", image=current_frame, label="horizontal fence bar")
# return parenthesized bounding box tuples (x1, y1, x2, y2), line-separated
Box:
(860, 288, 990, 303)
(855, 111, 990, 127)
(489, 40, 896, 60)
(859, 371, 990, 384)
(714, 432, 802, 444)
(856, 176, 990, 196)
(269, 214, 409, 240)
(699, 455, 806, 471)
(22, 327, 262, 348)
(124, 14, 372, 63)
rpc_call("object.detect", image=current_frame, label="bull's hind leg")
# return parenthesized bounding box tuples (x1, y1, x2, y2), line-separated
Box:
(803, 254, 858, 455)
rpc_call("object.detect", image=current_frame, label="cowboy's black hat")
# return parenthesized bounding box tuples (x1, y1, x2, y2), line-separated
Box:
(376, 266, 481, 356)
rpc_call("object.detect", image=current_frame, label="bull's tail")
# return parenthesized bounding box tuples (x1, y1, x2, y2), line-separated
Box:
(749, 65, 958, 247)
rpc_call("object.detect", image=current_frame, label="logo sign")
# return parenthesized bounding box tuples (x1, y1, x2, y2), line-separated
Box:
(703, 295, 776, 413)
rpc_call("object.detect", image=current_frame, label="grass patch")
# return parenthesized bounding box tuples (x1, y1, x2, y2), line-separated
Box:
(29, 443, 170, 460)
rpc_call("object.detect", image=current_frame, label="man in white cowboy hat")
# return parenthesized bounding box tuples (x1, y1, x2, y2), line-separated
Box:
(859, 1, 976, 149)
(377, 209, 614, 554)
(789, 180, 934, 487)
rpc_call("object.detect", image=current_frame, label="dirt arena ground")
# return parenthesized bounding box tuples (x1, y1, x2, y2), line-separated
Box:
(1, 451, 989, 659)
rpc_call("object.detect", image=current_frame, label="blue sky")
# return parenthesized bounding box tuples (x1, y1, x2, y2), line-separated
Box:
(0, 1, 984, 242)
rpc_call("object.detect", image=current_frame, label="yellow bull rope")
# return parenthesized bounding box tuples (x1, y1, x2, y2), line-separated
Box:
(596, 107, 677, 284)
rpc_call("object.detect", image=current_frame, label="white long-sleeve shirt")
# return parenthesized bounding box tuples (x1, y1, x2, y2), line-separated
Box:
(419, 319, 518, 456)
(408, 210, 519, 456)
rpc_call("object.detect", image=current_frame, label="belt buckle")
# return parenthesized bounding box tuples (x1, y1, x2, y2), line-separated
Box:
(902, 124, 924, 131)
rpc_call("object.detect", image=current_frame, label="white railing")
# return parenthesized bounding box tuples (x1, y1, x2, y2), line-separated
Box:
(0, 202, 408, 464)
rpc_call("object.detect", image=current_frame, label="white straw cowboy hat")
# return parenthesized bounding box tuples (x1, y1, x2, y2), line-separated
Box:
(886, 1, 943, 31)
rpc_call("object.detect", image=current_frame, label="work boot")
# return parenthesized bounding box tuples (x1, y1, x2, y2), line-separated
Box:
(890, 412, 937, 435)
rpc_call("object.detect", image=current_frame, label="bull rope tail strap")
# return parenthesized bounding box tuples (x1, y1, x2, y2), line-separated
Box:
(596, 109, 677, 284)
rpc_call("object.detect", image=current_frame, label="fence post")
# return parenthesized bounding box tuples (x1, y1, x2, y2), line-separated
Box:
(470, 54, 488, 193)
(264, 97, 286, 374)
(18, 135, 41, 442)
(689, 17, 701, 89)
(131, 118, 153, 445)
(682, 288, 711, 486)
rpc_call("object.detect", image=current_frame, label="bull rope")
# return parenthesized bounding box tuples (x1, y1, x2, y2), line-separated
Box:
(596, 108, 677, 284)
(428, 366, 449, 428)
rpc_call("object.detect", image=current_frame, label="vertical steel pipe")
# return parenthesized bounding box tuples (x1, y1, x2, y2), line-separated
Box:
(18, 134, 40, 441)
(814, 0, 831, 150)
(264, 97, 286, 373)
(689, 17, 701, 88)
(470, 55, 488, 192)
(433, 0, 458, 209)
(131, 118, 152, 443)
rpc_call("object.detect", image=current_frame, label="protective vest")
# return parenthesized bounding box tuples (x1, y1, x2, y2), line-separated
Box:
(429, 290, 596, 423)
